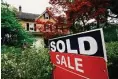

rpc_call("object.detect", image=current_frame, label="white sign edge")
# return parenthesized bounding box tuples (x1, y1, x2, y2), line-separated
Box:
(100, 28, 107, 62)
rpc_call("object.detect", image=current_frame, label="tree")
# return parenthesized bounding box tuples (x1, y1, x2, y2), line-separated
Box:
(36, 0, 109, 39)
(49, 0, 109, 32)
(1, 3, 34, 47)
(35, 8, 70, 39)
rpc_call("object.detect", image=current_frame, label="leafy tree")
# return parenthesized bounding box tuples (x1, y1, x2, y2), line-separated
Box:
(36, 0, 110, 39)
(49, 0, 109, 32)
(1, 3, 34, 47)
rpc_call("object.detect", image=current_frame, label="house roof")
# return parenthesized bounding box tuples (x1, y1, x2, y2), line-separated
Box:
(18, 12, 40, 21)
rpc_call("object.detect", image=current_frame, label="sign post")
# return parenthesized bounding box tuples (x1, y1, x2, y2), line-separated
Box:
(49, 28, 109, 79)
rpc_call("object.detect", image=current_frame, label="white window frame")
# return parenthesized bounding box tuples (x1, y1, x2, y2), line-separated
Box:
(26, 23, 36, 32)
(44, 13, 49, 19)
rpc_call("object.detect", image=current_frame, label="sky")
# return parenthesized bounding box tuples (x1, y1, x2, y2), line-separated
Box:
(4, 0, 52, 14)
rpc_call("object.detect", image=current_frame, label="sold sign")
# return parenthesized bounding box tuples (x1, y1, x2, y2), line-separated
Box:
(49, 28, 107, 61)
(49, 28, 108, 79)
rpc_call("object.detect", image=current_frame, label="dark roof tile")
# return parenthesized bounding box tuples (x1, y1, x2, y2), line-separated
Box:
(18, 12, 40, 21)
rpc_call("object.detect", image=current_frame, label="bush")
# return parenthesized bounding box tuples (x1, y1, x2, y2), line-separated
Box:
(2, 41, 118, 79)
(1, 46, 53, 79)
(106, 42, 118, 79)
(104, 25, 118, 42)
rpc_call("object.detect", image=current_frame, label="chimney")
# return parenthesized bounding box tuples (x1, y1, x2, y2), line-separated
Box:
(19, 6, 22, 12)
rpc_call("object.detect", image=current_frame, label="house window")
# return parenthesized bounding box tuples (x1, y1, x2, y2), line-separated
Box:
(26, 23, 29, 31)
(34, 24, 36, 31)
(44, 13, 50, 19)
(29, 23, 34, 32)
(44, 24, 52, 32)
(26, 23, 37, 32)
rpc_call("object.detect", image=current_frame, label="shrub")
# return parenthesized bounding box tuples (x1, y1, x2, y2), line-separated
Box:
(2, 41, 118, 79)
(104, 25, 118, 42)
(1, 46, 53, 79)
(106, 42, 118, 79)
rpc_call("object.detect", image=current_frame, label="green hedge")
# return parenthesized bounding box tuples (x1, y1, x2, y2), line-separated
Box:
(106, 42, 118, 79)
(1, 46, 53, 79)
(104, 25, 118, 42)
(1, 41, 118, 79)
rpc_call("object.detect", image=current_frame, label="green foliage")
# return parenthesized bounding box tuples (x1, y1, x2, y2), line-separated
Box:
(1, 45, 22, 54)
(106, 42, 118, 78)
(1, 46, 53, 79)
(1, 3, 34, 46)
(104, 24, 118, 42)
(1, 3, 17, 28)
(106, 42, 118, 64)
